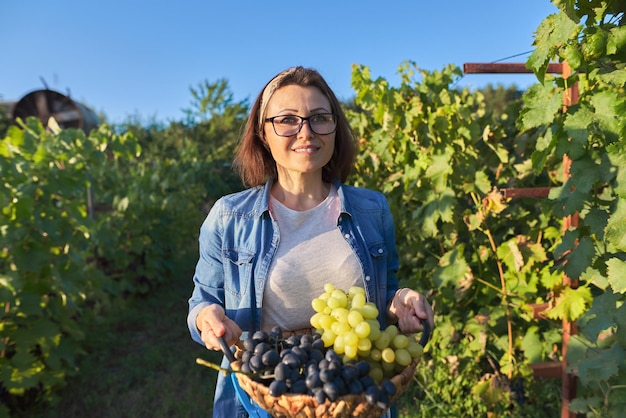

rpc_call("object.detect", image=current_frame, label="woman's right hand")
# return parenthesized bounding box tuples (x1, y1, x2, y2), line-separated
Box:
(196, 304, 242, 350)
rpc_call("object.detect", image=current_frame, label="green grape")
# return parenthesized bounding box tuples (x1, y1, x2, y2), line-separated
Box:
(394, 348, 412, 367)
(374, 332, 391, 350)
(331, 289, 348, 307)
(381, 347, 395, 363)
(367, 319, 381, 340)
(407, 341, 424, 359)
(311, 297, 327, 313)
(310, 312, 324, 329)
(392, 334, 409, 349)
(361, 303, 379, 320)
(344, 330, 359, 347)
(327, 296, 341, 310)
(369, 364, 384, 384)
(384, 324, 399, 340)
(344, 344, 358, 359)
(332, 321, 351, 336)
(331, 307, 350, 323)
(324, 283, 335, 293)
(347, 310, 364, 328)
(354, 321, 371, 339)
(357, 337, 372, 352)
(382, 360, 395, 375)
(350, 292, 366, 309)
(370, 348, 382, 362)
(318, 314, 334, 330)
(321, 329, 336, 347)
(334, 334, 345, 355)
(348, 286, 366, 297)
(357, 346, 371, 358)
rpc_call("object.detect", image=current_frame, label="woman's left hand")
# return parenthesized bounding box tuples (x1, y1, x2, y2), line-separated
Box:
(388, 288, 434, 333)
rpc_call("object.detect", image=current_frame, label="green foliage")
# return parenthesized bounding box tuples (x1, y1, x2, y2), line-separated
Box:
(522, 0, 625, 416)
(1, 78, 247, 415)
(0, 119, 113, 410)
(348, 61, 563, 415)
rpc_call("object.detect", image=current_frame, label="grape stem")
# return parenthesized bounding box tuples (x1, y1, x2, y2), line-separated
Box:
(195, 357, 274, 380)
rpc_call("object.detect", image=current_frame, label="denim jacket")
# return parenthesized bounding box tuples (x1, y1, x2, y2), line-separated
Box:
(187, 178, 400, 417)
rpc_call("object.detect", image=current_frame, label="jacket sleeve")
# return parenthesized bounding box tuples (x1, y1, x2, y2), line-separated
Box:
(187, 198, 226, 345)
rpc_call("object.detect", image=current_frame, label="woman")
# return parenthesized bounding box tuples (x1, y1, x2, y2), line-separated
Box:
(187, 66, 434, 417)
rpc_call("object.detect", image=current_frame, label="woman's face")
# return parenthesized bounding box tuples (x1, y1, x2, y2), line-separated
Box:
(262, 85, 335, 182)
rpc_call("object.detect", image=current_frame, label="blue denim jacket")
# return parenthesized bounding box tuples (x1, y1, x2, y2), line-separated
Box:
(187, 178, 399, 417)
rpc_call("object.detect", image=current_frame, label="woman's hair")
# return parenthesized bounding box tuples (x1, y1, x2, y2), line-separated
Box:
(233, 66, 357, 187)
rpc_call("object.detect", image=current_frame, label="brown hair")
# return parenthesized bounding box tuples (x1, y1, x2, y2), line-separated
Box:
(233, 66, 357, 187)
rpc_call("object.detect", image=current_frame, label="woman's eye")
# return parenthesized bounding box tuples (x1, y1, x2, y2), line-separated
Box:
(276, 116, 299, 125)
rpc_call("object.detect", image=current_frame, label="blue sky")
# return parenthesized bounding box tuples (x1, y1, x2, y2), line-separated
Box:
(1, 1, 558, 124)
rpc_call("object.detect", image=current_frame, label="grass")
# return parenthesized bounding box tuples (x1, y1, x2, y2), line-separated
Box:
(23, 263, 222, 418)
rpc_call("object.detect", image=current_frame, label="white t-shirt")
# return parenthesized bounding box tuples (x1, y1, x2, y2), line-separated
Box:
(261, 184, 363, 331)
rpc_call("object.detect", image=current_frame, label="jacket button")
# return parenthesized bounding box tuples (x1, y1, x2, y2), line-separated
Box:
(365, 276, 371, 281)
(378, 248, 384, 254)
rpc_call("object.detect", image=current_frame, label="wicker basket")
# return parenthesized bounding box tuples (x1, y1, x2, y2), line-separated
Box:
(232, 357, 418, 418)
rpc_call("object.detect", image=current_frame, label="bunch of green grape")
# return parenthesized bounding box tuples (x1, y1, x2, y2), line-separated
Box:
(309, 284, 424, 382)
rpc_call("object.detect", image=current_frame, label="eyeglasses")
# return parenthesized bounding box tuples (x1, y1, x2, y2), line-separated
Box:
(264, 113, 337, 137)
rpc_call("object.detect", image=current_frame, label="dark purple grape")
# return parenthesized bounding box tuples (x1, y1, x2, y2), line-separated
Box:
(274, 363, 290, 381)
(262, 349, 280, 367)
(305, 370, 323, 389)
(340, 364, 359, 383)
(364, 385, 380, 405)
(355, 360, 371, 377)
(381, 379, 397, 397)
(290, 379, 307, 394)
(309, 349, 324, 363)
(314, 388, 327, 405)
(312, 338, 325, 351)
(252, 330, 269, 343)
(269, 380, 287, 397)
(241, 350, 253, 364)
(249, 354, 264, 372)
(291, 346, 308, 363)
(360, 375, 376, 389)
(376, 391, 390, 409)
(319, 368, 335, 383)
(243, 338, 256, 352)
(240, 362, 252, 374)
(253, 342, 269, 356)
(325, 349, 341, 362)
(334, 376, 347, 397)
(269, 325, 282, 341)
(323, 381, 339, 401)
(285, 335, 299, 347)
(282, 352, 302, 368)
(279, 348, 292, 358)
(348, 379, 364, 395)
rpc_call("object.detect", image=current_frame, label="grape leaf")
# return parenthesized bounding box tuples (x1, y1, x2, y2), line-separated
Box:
(545, 286, 592, 321)
(563, 106, 594, 157)
(564, 236, 595, 280)
(528, 13, 580, 82)
(607, 25, 626, 55)
(606, 200, 626, 251)
(521, 326, 543, 363)
(433, 245, 470, 288)
(607, 257, 626, 294)
(578, 343, 624, 384)
(520, 83, 563, 129)
(576, 290, 620, 340)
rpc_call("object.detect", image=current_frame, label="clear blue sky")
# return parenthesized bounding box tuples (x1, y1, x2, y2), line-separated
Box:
(1, 0, 558, 124)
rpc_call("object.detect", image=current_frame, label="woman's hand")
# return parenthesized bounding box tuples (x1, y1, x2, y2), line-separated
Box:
(388, 288, 434, 334)
(196, 304, 242, 350)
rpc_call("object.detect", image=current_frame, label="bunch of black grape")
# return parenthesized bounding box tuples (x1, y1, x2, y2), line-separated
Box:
(237, 325, 397, 409)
